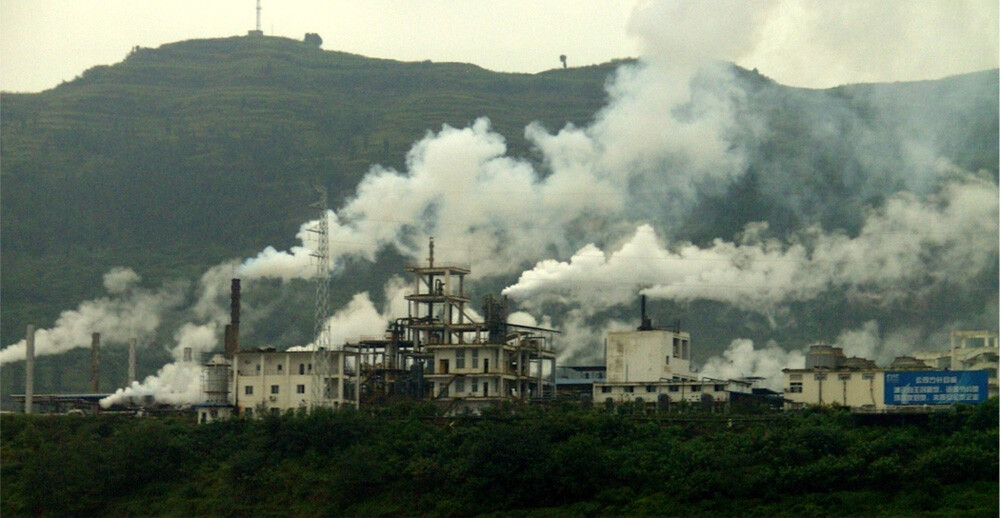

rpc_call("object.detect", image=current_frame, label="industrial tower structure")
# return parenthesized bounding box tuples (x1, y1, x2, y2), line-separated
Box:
(397, 238, 557, 412)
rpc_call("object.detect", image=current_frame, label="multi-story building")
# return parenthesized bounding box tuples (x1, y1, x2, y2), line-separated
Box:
(231, 348, 359, 416)
(593, 300, 752, 410)
(914, 331, 998, 397)
(783, 340, 992, 411)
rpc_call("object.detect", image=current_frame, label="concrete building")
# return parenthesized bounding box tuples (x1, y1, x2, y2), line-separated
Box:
(784, 340, 993, 411)
(914, 330, 998, 397)
(232, 348, 359, 416)
(593, 299, 752, 410)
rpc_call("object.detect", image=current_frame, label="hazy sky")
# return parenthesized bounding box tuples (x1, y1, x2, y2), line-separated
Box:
(1, 0, 997, 93)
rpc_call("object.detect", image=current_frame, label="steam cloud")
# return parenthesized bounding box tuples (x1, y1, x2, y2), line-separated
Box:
(504, 174, 998, 319)
(4, 1, 997, 400)
(0, 269, 185, 365)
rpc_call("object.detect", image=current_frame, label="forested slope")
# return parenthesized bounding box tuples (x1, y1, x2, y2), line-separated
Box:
(2, 401, 997, 517)
(1, 34, 996, 401)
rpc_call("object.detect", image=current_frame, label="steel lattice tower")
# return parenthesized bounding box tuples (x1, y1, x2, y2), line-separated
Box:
(309, 186, 333, 407)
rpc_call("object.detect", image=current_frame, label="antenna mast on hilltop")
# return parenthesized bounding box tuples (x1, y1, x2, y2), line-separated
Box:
(256, 0, 262, 32)
(309, 186, 333, 407)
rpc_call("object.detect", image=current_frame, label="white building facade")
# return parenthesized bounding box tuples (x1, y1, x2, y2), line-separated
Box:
(594, 324, 751, 409)
(232, 349, 359, 416)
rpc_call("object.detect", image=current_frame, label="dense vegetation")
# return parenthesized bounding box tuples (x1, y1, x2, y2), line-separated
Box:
(2, 400, 997, 517)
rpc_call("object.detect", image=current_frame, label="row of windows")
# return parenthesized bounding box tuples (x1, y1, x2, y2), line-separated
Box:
(244, 362, 314, 374)
(454, 349, 481, 369)
(600, 384, 726, 393)
(243, 384, 307, 395)
(452, 378, 489, 393)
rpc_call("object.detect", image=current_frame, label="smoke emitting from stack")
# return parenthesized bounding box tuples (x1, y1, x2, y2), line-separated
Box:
(1, 2, 996, 404)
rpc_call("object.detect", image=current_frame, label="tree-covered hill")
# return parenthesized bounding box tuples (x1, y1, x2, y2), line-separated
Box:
(1, 34, 996, 402)
(1, 401, 997, 516)
(0, 35, 618, 342)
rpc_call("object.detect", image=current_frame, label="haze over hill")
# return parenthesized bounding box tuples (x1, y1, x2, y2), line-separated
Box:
(1, 34, 996, 405)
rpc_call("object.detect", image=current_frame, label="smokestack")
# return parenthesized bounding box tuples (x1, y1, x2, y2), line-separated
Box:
(91, 332, 100, 415)
(638, 295, 653, 331)
(226, 279, 241, 358)
(91, 332, 100, 393)
(127, 338, 137, 385)
(25, 325, 34, 414)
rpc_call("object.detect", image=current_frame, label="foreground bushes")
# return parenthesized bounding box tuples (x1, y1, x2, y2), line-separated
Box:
(2, 399, 997, 517)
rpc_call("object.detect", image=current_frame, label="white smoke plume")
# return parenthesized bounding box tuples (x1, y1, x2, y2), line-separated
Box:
(9, 2, 997, 405)
(698, 339, 806, 391)
(0, 268, 185, 365)
(504, 174, 998, 319)
(101, 362, 205, 408)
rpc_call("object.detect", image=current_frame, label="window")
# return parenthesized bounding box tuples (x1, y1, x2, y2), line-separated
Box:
(665, 355, 670, 365)
(862, 373, 875, 380)
(277, 363, 283, 372)
(673, 337, 680, 358)
(455, 378, 465, 393)
(256, 364, 261, 372)
(838, 373, 851, 381)
(455, 349, 466, 369)
(471, 380, 479, 393)
(814, 373, 827, 381)
(245, 385, 254, 395)
(299, 363, 305, 375)
(646, 385, 657, 393)
(623, 386, 634, 393)
(691, 385, 701, 392)
(668, 386, 680, 392)
(601, 386, 612, 393)
(472, 349, 479, 368)
(296, 384, 305, 394)
(789, 382, 803, 393)
(245, 408, 253, 417)
(714, 384, 725, 392)
(271, 385, 279, 394)
(682, 340, 689, 360)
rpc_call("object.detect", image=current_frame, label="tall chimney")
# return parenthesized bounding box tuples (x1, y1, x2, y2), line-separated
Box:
(25, 325, 34, 414)
(638, 295, 653, 331)
(127, 338, 137, 385)
(226, 279, 241, 358)
(91, 333, 101, 415)
(91, 332, 101, 393)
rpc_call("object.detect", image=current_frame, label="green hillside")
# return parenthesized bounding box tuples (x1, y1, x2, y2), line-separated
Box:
(1, 34, 996, 402)
(1, 35, 618, 341)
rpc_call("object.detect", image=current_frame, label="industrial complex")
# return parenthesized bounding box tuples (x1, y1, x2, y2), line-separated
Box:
(10, 239, 998, 419)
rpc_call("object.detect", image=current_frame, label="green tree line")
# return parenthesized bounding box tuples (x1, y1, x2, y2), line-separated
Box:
(2, 399, 997, 517)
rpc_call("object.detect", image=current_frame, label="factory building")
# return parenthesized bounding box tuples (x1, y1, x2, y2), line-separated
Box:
(232, 348, 359, 416)
(593, 297, 752, 410)
(783, 337, 993, 411)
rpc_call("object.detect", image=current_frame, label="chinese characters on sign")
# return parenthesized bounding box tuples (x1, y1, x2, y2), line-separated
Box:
(884, 370, 988, 405)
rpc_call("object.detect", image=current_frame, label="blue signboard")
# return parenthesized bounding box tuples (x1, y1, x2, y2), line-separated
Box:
(884, 370, 989, 405)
